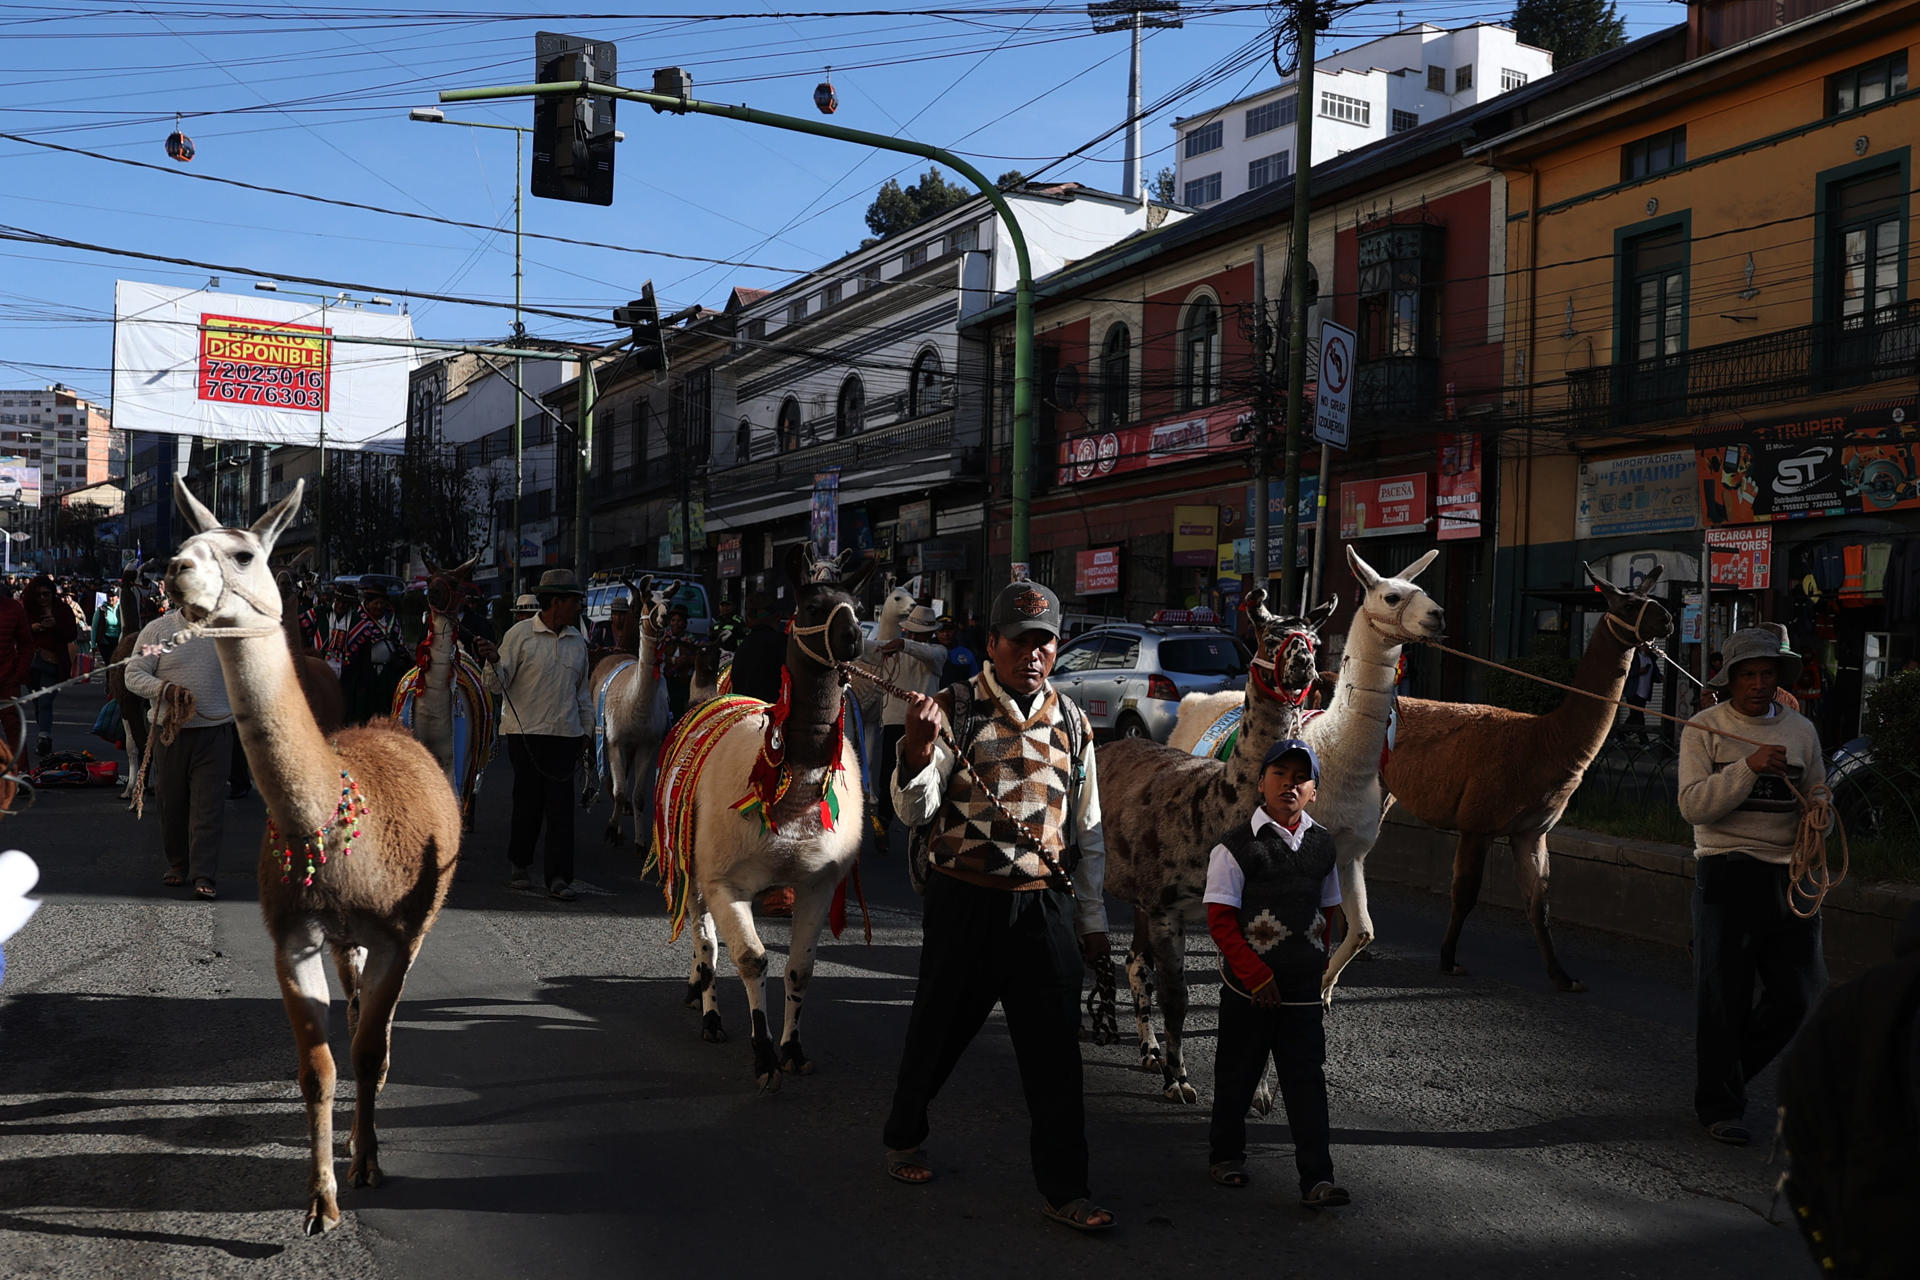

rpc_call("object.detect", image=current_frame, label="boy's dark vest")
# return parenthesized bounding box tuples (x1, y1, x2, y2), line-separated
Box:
(1220, 820, 1338, 1001)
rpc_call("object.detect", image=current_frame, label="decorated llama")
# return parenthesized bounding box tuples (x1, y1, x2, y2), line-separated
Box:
(391, 556, 495, 822)
(1384, 565, 1672, 991)
(1096, 591, 1332, 1102)
(650, 544, 873, 1090)
(166, 478, 462, 1235)
(585, 577, 671, 848)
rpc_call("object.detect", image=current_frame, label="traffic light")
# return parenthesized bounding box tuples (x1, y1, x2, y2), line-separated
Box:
(615, 283, 667, 374)
(531, 32, 617, 206)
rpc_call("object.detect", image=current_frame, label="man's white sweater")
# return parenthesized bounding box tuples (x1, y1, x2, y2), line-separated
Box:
(123, 613, 233, 730)
(1677, 700, 1824, 865)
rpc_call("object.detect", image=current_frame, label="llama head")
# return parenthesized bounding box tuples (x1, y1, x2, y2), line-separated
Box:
(1346, 545, 1445, 644)
(629, 576, 671, 639)
(784, 543, 874, 669)
(422, 554, 478, 617)
(1584, 563, 1675, 645)
(1245, 588, 1336, 699)
(877, 585, 916, 627)
(167, 476, 300, 629)
(272, 547, 316, 610)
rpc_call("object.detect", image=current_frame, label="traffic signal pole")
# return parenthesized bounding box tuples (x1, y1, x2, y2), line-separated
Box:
(1279, 5, 1317, 608)
(441, 77, 1041, 572)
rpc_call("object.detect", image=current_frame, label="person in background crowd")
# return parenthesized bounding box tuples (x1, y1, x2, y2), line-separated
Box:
(729, 592, 785, 704)
(1678, 627, 1830, 1148)
(937, 614, 979, 688)
(90, 583, 122, 663)
(336, 578, 410, 725)
(1623, 647, 1657, 732)
(712, 595, 747, 655)
(457, 585, 494, 648)
(21, 575, 76, 760)
(0, 582, 32, 768)
(473, 569, 592, 902)
(323, 582, 358, 665)
(114, 571, 158, 802)
(1762, 624, 1803, 715)
(511, 593, 540, 624)
(660, 603, 698, 718)
(125, 600, 237, 899)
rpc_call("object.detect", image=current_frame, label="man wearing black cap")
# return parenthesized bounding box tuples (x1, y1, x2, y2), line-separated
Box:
(881, 577, 1114, 1233)
(474, 569, 594, 901)
(1202, 736, 1349, 1209)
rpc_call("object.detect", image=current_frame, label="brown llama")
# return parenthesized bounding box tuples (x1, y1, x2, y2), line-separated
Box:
(1095, 591, 1333, 1103)
(1383, 565, 1673, 992)
(167, 477, 461, 1235)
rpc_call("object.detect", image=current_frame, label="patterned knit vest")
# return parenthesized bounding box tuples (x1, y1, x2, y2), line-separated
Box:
(1220, 821, 1338, 1001)
(926, 674, 1078, 891)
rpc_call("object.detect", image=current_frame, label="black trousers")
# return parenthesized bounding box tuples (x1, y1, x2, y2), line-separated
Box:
(883, 872, 1090, 1208)
(1209, 985, 1334, 1195)
(1692, 853, 1826, 1126)
(506, 733, 584, 886)
(876, 724, 905, 824)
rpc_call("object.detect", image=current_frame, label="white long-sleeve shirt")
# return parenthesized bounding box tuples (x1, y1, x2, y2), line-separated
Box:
(483, 615, 593, 737)
(891, 664, 1107, 935)
(865, 634, 947, 726)
(123, 613, 233, 730)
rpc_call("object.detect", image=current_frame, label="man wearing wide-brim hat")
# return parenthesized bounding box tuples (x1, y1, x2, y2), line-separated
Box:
(864, 600, 948, 828)
(473, 569, 594, 902)
(1677, 625, 1830, 1148)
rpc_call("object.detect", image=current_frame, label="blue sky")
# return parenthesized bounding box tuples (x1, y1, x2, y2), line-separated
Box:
(0, 1, 1677, 412)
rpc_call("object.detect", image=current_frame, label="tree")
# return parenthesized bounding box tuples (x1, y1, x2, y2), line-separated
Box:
(865, 166, 1036, 241)
(1513, 0, 1627, 69)
(323, 451, 404, 575)
(400, 441, 484, 570)
(1151, 166, 1177, 204)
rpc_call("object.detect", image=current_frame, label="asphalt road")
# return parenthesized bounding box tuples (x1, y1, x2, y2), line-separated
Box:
(0, 681, 1812, 1279)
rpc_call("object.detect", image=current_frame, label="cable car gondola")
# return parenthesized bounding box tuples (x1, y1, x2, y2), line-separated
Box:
(814, 68, 837, 115)
(165, 114, 195, 163)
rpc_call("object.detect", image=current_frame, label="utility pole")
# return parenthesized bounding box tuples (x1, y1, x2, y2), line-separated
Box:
(1088, 2, 1184, 201)
(1251, 245, 1271, 591)
(1278, 2, 1319, 606)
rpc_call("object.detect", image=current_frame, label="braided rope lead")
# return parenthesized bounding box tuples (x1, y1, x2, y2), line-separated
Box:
(1423, 639, 1846, 917)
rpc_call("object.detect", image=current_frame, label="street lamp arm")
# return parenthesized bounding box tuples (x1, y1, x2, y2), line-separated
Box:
(440, 78, 1040, 567)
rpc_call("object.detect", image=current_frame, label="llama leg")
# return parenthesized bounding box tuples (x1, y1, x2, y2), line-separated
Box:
(1439, 834, 1491, 977)
(686, 905, 725, 1041)
(274, 922, 340, 1235)
(330, 944, 367, 1041)
(603, 739, 629, 845)
(1124, 907, 1163, 1071)
(1323, 854, 1376, 1003)
(708, 891, 781, 1091)
(778, 884, 834, 1075)
(1514, 831, 1584, 993)
(1151, 913, 1198, 1104)
(346, 933, 410, 1190)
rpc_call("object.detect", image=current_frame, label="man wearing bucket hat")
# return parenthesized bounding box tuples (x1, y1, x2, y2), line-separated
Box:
(474, 569, 594, 902)
(1678, 626, 1829, 1147)
(865, 601, 947, 827)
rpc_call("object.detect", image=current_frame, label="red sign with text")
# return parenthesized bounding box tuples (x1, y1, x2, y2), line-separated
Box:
(1339, 473, 1430, 539)
(1436, 434, 1482, 540)
(1075, 547, 1121, 595)
(1055, 402, 1251, 486)
(1708, 525, 1772, 589)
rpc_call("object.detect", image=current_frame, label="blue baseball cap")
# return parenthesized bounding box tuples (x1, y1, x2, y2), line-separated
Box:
(1260, 737, 1319, 781)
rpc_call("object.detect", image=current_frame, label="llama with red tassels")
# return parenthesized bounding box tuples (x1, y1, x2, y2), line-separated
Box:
(648, 543, 874, 1092)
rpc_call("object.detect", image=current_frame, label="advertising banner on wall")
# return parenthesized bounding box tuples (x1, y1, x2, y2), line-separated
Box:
(1576, 449, 1698, 538)
(717, 534, 743, 579)
(1695, 400, 1920, 523)
(1056, 401, 1252, 487)
(0, 458, 41, 510)
(1244, 476, 1319, 528)
(1339, 474, 1429, 539)
(898, 499, 932, 542)
(1707, 525, 1772, 589)
(1075, 546, 1121, 595)
(1436, 433, 1483, 540)
(809, 469, 840, 557)
(1171, 504, 1218, 567)
(111, 280, 418, 449)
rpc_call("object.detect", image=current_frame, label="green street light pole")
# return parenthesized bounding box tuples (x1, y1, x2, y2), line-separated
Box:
(440, 76, 1041, 572)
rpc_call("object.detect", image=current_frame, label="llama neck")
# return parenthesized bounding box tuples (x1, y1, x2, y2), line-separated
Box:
(783, 641, 844, 771)
(1541, 618, 1636, 770)
(616, 626, 663, 715)
(426, 611, 456, 669)
(217, 631, 340, 838)
(1320, 610, 1402, 759)
(1226, 681, 1307, 795)
(876, 610, 902, 643)
(281, 598, 305, 658)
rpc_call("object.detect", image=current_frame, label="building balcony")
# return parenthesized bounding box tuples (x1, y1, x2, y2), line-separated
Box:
(1354, 354, 1440, 423)
(1565, 302, 1920, 432)
(711, 408, 958, 499)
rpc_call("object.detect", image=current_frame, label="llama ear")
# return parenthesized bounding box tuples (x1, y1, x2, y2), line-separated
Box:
(249, 479, 303, 552)
(173, 476, 219, 534)
(1308, 596, 1337, 629)
(1243, 586, 1266, 614)
(1637, 565, 1665, 593)
(451, 555, 478, 579)
(291, 547, 314, 570)
(1346, 544, 1381, 589)
(1402, 548, 1439, 582)
(422, 553, 442, 578)
(1582, 561, 1618, 594)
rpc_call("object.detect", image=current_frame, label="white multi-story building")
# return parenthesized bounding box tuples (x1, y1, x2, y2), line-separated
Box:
(1172, 23, 1553, 208)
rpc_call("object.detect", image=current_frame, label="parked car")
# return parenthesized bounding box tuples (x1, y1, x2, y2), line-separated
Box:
(1050, 623, 1251, 742)
(583, 573, 711, 639)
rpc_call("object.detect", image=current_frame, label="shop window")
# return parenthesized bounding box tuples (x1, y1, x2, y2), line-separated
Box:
(1180, 296, 1220, 410)
(777, 397, 801, 453)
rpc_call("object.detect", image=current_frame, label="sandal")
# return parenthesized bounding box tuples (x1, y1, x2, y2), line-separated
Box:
(1300, 1181, 1351, 1210)
(1706, 1119, 1750, 1147)
(1209, 1160, 1249, 1188)
(1040, 1197, 1115, 1233)
(162, 871, 185, 887)
(193, 880, 217, 900)
(885, 1148, 933, 1185)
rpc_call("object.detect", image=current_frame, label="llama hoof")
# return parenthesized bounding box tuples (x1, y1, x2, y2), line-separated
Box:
(1249, 1088, 1275, 1117)
(1163, 1079, 1198, 1105)
(603, 825, 621, 847)
(779, 1041, 813, 1075)
(701, 1011, 728, 1043)
(305, 1203, 341, 1236)
(757, 1070, 783, 1095)
(347, 1154, 382, 1189)
(1138, 1044, 1164, 1072)
(1442, 963, 1470, 977)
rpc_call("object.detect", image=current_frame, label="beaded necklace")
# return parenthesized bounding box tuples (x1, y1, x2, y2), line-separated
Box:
(267, 762, 368, 886)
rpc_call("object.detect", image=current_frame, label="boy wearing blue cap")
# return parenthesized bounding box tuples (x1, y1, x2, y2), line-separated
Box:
(1202, 737, 1350, 1208)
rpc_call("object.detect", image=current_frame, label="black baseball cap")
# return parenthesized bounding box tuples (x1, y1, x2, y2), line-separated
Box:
(990, 579, 1062, 639)
(1260, 737, 1320, 781)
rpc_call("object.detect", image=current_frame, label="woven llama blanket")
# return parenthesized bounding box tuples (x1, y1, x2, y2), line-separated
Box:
(391, 652, 496, 815)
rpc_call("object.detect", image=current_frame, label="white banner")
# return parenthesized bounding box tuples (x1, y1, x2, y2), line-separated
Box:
(111, 280, 417, 450)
